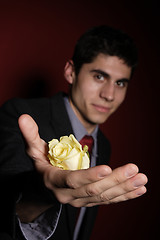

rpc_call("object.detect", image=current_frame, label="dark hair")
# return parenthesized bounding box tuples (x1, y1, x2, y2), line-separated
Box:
(72, 25, 138, 76)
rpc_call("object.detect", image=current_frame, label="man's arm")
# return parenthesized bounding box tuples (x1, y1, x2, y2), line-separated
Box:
(18, 114, 148, 213)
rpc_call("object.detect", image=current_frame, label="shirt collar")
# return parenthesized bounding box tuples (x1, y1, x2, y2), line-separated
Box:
(64, 96, 98, 142)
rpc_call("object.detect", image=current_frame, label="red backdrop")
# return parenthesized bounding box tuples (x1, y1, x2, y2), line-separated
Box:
(0, 0, 159, 239)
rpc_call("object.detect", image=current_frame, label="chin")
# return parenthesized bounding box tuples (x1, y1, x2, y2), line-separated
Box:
(90, 116, 109, 125)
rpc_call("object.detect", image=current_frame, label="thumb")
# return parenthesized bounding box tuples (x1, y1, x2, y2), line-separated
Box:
(18, 114, 41, 148)
(18, 114, 48, 162)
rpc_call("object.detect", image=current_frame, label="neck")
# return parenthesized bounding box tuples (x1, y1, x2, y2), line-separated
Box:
(69, 98, 97, 134)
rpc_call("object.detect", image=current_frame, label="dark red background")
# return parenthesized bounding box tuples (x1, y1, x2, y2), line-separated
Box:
(0, 0, 159, 239)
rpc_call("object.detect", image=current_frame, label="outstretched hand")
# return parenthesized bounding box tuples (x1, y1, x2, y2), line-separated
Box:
(18, 114, 148, 208)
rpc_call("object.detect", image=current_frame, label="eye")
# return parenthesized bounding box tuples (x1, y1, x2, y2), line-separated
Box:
(95, 74, 104, 81)
(116, 80, 128, 88)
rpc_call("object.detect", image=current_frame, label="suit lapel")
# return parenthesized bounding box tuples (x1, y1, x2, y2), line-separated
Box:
(49, 92, 73, 139)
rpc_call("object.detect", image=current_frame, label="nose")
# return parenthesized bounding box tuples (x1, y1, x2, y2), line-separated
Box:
(100, 82, 115, 102)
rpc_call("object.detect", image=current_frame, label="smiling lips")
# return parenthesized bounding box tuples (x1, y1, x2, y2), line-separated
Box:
(92, 104, 111, 113)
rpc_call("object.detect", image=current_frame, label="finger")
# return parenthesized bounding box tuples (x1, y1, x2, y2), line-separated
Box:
(71, 163, 139, 198)
(88, 163, 139, 193)
(85, 173, 148, 206)
(51, 165, 112, 189)
(85, 186, 147, 207)
(70, 172, 148, 207)
(100, 173, 148, 203)
(46, 165, 112, 204)
(67, 165, 112, 188)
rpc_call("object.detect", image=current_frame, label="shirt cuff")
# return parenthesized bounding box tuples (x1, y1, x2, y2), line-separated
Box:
(17, 202, 62, 240)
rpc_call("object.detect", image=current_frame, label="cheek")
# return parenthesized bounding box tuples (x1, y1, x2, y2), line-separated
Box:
(115, 90, 127, 106)
(78, 81, 97, 100)
(83, 80, 101, 97)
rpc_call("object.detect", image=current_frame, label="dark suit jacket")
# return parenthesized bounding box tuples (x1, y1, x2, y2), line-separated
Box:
(0, 92, 111, 240)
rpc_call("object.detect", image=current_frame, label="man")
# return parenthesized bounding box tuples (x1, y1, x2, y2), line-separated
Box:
(0, 25, 148, 240)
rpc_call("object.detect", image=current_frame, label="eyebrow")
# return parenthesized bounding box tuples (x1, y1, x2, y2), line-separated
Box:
(90, 69, 110, 78)
(90, 69, 130, 83)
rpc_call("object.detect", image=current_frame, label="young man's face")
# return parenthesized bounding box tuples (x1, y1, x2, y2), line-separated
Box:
(65, 54, 132, 133)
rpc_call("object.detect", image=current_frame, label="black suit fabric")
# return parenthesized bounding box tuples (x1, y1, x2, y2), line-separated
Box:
(0, 92, 111, 240)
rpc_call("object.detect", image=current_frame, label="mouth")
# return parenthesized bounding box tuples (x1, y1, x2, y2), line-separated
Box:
(92, 104, 111, 113)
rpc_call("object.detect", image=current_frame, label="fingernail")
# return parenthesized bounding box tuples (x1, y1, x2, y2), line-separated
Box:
(133, 179, 144, 188)
(136, 187, 147, 196)
(125, 165, 138, 178)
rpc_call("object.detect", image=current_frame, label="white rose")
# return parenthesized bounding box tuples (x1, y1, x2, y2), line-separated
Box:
(48, 134, 90, 170)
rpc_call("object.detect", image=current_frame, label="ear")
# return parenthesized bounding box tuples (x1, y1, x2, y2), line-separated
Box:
(64, 60, 75, 84)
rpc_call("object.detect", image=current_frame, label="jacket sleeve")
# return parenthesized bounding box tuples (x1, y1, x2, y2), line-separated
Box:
(0, 99, 35, 178)
(0, 98, 60, 238)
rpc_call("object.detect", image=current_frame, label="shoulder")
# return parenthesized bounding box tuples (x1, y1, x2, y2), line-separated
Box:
(0, 92, 65, 118)
(0, 97, 48, 115)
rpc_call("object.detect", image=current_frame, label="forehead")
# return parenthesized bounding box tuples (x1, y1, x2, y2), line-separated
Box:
(81, 54, 132, 79)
